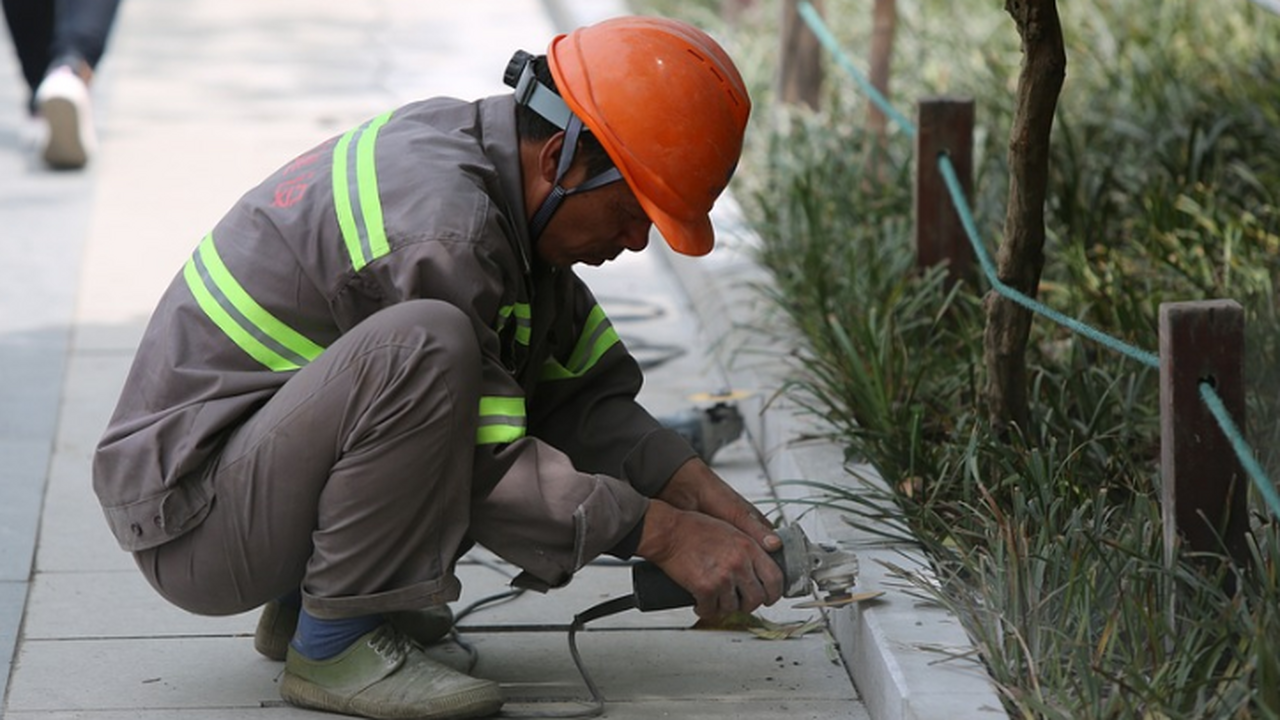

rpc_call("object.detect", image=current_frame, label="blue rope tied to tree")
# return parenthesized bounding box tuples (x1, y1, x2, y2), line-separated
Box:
(936, 155, 1161, 369)
(795, 0, 1280, 520)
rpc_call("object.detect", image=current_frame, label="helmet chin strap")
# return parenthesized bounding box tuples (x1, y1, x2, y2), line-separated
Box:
(528, 115, 623, 242)
(506, 54, 622, 242)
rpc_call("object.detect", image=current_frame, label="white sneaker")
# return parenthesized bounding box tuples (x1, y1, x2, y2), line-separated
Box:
(34, 65, 96, 169)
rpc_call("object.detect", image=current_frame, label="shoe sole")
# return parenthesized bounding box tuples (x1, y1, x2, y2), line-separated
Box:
(41, 96, 88, 169)
(281, 671, 504, 720)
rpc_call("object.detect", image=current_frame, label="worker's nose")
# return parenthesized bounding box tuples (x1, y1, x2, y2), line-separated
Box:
(622, 222, 651, 252)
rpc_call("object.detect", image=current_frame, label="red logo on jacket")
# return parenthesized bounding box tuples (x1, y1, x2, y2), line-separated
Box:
(272, 150, 324, 209)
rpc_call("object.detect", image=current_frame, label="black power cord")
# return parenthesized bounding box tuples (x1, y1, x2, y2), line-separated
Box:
(449, 583, 642, 718)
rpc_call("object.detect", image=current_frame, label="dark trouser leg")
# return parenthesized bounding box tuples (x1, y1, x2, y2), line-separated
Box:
(2, 0, 55, 96)
(137, 300, 482, 619)
(50, 0, 122, 68)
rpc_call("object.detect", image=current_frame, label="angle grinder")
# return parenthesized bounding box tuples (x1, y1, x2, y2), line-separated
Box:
(629, 524, 860, 611)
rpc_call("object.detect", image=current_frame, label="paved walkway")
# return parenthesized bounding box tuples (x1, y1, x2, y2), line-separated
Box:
(0, 1, 868, 718)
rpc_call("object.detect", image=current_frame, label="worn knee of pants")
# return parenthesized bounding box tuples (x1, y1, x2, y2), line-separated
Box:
(136, 300, 481, 619)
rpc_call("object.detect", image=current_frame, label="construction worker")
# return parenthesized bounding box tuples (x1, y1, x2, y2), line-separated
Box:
(93, 16, 782, 720)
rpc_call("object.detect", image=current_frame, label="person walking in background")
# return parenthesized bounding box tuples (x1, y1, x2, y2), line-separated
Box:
(2, 0, 122, 169)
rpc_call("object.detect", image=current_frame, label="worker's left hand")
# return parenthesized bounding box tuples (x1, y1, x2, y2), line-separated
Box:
(658, 458, 782, 553)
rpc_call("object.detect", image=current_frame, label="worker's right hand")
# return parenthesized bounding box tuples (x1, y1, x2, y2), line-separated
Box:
(636, 500, 784, 620)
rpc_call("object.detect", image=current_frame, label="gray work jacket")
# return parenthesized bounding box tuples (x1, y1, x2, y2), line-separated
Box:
(92, 95, 696, 588)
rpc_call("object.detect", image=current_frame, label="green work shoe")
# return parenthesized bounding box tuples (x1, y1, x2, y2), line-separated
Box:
(254, 601, 455, 662)
(281, 624, 503, 720)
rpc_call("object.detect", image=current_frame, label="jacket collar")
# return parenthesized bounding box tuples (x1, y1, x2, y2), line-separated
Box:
(479, 95, 533, 276)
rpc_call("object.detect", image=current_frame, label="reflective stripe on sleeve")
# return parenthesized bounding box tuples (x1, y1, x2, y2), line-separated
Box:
(183, 233, 326, 371)
(477, 395, 527, 445)
(540, 304, 620, 380)
(498, 303, 533, 346)
(333, 110, 394, 271)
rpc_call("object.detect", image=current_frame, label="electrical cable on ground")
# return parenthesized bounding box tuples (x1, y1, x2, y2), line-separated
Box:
(448, 560, 642, 718)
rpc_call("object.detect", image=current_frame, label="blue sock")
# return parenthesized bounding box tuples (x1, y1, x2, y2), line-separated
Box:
(291, 609, 382, 661)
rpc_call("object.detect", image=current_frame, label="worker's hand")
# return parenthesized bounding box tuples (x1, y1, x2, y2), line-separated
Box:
(637, 500, 784, 620)
(658, 458, 782, 554)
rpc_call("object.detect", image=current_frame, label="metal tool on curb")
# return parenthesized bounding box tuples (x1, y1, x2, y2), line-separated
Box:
(657, 400, 746, 465)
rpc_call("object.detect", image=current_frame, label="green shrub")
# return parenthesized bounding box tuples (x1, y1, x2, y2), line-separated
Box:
(635, 0, 1280, 716)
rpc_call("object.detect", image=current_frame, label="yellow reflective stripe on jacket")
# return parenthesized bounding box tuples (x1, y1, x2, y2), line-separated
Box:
(183, 233, 326, 372)
(498, 303, 532, 346)
(333, 110, 393, 271)
(540, 304, 620, 380)
(477, 395, 527, 445)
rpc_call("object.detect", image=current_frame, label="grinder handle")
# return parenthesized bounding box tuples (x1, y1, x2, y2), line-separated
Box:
(630, 539, 794, 613)
(630, 561, 697, 611)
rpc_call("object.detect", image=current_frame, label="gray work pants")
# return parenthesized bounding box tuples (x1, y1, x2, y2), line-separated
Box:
(137, 300, 481, 619)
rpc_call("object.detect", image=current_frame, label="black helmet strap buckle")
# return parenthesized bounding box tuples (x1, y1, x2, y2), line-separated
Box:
(505, 50, 572, 130)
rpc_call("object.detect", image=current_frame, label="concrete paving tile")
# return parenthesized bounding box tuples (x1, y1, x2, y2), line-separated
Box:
(7, 632, 853, 716)
(53, 352, 133, 459)
(24, 571, 254, 641)
(0, 181, 91, 338)
(3, 700, 865, 720)
(6, 637, 283, 712)
(0, 580, 29, 705)
(0, 439, 48, 581)
(36, 441, 130, 574)
(0, 342, 64, 443)
(5, 709, 318, 720)
(68, 322, 147, 358)
(534, 699, 870, 720)
(33, 353, 138, 574)
(467, 629, 854, 704)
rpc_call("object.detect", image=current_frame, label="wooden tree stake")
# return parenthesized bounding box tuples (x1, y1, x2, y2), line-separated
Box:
(915, 97, 975, 286)
(1159, 300, 1249, 569)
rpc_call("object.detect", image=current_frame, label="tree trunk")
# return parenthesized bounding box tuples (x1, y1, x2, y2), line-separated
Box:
(865, 0, 897, 181)
(867, 0, 896, 140)
(983, 0, 1066, 431)
(722, 0, 755, 24)
(779, 0, 824, 110)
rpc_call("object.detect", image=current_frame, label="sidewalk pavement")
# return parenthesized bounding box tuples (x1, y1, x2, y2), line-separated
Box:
(0, 1, 872, 718)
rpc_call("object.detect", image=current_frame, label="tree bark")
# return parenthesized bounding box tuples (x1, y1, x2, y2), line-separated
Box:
(779, 0, 824, 110)
(722, 0, 755, 24)
(867, 0, 896, 140)
(983, 0, 1066, 431)
(865, 0, 897, 181)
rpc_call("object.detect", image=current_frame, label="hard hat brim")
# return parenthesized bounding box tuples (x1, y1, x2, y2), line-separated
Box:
(643, 198, 714, 257)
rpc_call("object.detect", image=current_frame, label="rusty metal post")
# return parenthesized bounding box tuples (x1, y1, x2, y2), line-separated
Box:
(779, 0, 824, 110)
(1159, 300, 1249, 570)
(914, 97, 975, 286)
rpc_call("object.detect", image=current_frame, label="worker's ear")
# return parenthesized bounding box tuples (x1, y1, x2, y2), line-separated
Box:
(537, 131, 567, 184)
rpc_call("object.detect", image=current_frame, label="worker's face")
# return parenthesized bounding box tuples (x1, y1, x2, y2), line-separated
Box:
(536, 178, 653, 267)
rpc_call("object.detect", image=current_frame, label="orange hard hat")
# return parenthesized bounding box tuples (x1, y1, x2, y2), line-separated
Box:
(547, 17, 751, 256)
